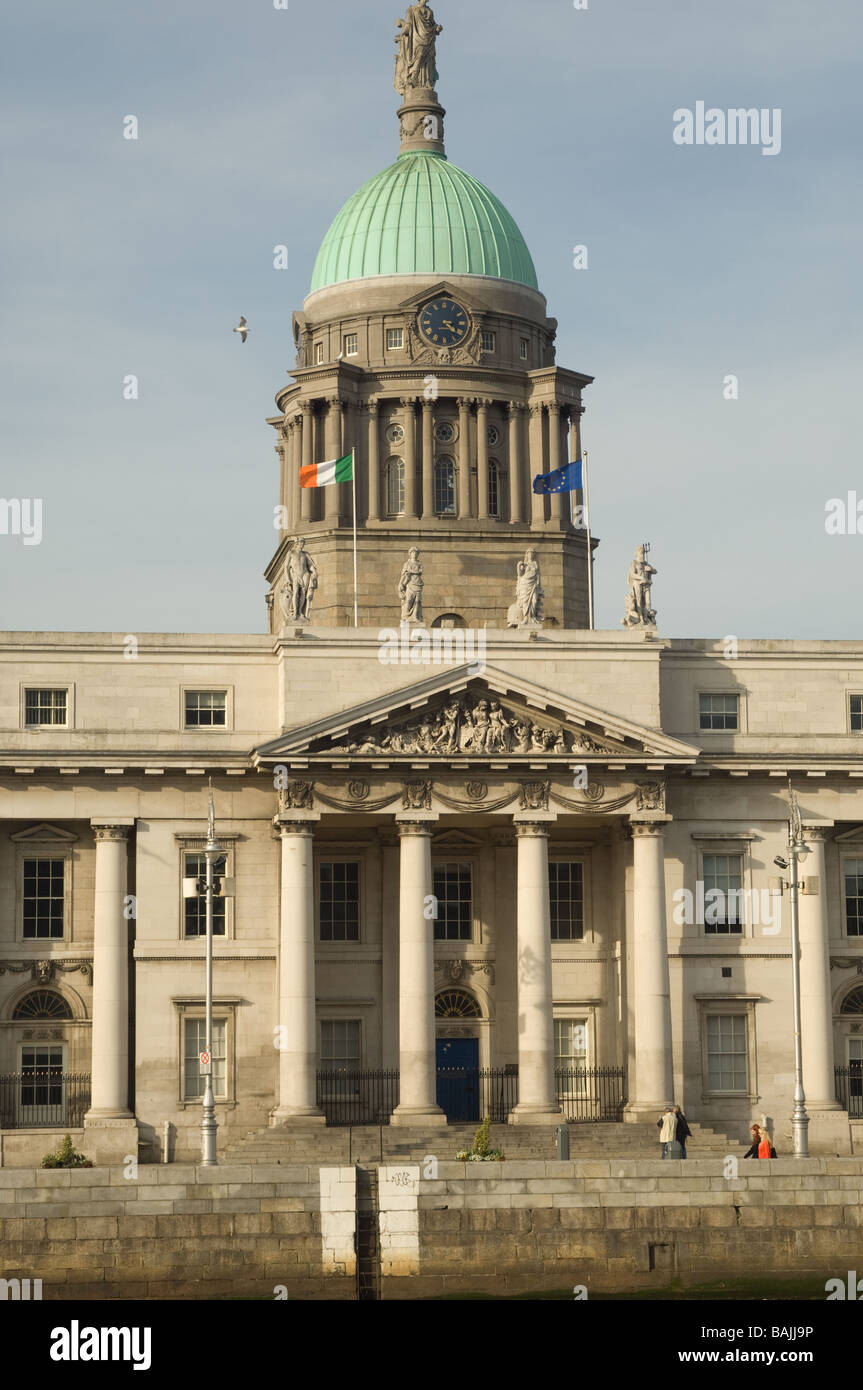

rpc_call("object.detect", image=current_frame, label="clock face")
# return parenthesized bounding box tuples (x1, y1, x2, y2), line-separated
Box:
(419, 298, 470, 347)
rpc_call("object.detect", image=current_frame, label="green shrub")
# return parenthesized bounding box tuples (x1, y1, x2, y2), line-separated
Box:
(41, 1134, 93, 1169)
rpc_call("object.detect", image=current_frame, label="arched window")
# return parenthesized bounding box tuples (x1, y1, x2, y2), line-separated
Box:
(12, 990, 73, 1021)
(434, 456, 456, 515)
(431, 613, 466, 629)
(841, 986, 863, 1015)
(435, 989, 482, 1019)
(385, 457, 405, 516)
(488, 459, 501, 518)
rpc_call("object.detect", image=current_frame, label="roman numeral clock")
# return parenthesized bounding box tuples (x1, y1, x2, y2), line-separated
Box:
(418, 297, 470, 347)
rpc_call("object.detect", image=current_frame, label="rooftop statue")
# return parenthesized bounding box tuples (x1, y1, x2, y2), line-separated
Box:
(394, 3, 442, 95)
(622, 544, 657, 628)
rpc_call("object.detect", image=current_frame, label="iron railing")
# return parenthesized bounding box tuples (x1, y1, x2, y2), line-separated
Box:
(834, 1064, 863, 1118)
(435, 1067, 519, 1123)
(554, 1066, 627, 1122)
(0, 1072, 91, 1129)
(316, 1069, 399, 1127)
(316, 1066, 627, 1126)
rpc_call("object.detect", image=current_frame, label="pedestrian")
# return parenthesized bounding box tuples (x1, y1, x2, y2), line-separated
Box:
(743, 1123, 762, 1158)
(758, 1125, 773, 1159)
(673, 1104, 692, 1159)
(658, 1105, 677, 1158)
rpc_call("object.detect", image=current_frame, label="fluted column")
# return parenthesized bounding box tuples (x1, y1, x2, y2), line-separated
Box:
(289, 419, 301, 535)
(274, 815, 325, 1123)
(390, 817, 446, 1126)
(510, 819, 561, 1123)
(508, 402, 524, 524)
(402, 398, 418, 519)
(457, 398, 472, 519)
(625, 820, 674, 1118)
(547, 402, 566, 524)
(800, 827, 841, 1110)
(86, 823, 132, 1118)
(367, 399, 380, 522)
(529, 404, 545, 528)
(324, 397, 343, 524)
(476, 398, 491, 521)
(300, 404, 314, 523)
(422, 399, 435, 518)
(277, 431, 289, 537)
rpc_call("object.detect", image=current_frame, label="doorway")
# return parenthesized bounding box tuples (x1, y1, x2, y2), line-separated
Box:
(435, 1036, 480, 1122)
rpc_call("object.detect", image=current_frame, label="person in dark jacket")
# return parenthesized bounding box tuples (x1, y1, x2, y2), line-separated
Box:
(673, 1104, 692, 1159)
(743, 1123, 762, 1158)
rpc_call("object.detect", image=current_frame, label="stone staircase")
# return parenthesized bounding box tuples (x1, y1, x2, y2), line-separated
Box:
(224, 1119, 746, 1165)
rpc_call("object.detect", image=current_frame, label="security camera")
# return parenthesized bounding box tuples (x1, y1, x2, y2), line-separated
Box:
(774, 855, 788, 870)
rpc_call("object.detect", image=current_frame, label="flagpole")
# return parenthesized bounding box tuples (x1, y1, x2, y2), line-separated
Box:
(351, 446, 358, 629)
(583, 447, 594, 631)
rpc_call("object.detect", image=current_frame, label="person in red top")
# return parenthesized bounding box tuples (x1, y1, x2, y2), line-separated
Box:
(758, 1127, 773, 1159)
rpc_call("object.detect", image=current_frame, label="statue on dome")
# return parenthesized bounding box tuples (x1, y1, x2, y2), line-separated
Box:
(398, 547, 424, 623)
(622, 543, 657, 627)
(507, 548, 544, 628)
(282, 536, 318, 625)
(394, 4, 442, 95)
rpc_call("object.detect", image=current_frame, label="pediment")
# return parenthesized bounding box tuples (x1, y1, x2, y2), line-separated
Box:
(256, 664, 699, 766)
(833, 825, 863, 844)
(10, 823, 78, 844)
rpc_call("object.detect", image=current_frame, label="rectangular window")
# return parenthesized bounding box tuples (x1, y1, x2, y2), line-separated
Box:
(549, 862, 584, 940)
(699, 693, 739, 731)
(845, 859, 863, 937)
(386, 328, 404, 350)
(554, 1018, 588, 1066)
(520, 338, 529, 361)
(25, 689, 67, 727)
(320, 1019, 361, 1068)
(344, 333, 358, 357)
(19, 1045, 65, 1124)
(315, 342, 325, 364)
(22, 859, 65, 940)
(184, 852, 227, 937)
(319, 862, 360, 942)
(851, 695, 863, 732)
(184, 691, 227, 728)
(481, 331, 496, 353)
(433, 862, 472, 941)
(702, 853, 744, 934)
(183, 1018, 227, 1099)
(706, 1014, 747, 1092)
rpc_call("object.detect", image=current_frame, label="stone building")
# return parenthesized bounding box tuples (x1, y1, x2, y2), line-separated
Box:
(0, 9, 860, 1163)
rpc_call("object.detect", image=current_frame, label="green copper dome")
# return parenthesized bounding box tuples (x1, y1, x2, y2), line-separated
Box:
(310, 150, 538, 293)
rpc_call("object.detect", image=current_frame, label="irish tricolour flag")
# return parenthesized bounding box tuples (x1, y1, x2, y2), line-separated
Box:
(300, 451, 354, 489)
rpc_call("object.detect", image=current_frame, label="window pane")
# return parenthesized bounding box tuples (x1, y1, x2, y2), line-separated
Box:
(432, 863, 472, 941)
(434, 457, 455, 514)
(320, 1020, 361, 1067)
(319, 862, 359, 941)
(183, 853, 227, 937)
(183, 1018, 227, 1099)
(702, 853, 744, 934)
(845, 859, 863, 937)
(488, 460, 500, 518)
(549, 862, 584, 941)
(185, 691, 227, 727)
(386, 458, 405, 515)
(706, 1014, 747, 1091)
(699, 694, 739, 731)
(22, 859, 65, 939)
(25, 689, 67, 726)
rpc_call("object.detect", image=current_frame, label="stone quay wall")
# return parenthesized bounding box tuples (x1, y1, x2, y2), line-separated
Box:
(2, 1159, 863, 1300)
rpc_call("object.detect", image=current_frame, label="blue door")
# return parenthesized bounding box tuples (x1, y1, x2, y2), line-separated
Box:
(436, 1038, 480, 1122)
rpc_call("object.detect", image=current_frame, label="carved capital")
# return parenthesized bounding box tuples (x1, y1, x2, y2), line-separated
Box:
(396, 819, 436, 838)
(507, 401, 525, 417)
(367, 398, 380, 417)
(299, 401, 313, 417)
(400, 396, 417, 412)
(630, 820, 667, 838)
(514, 820, 550, 839)
(476, 397, 492, 413)
(277, 819, 317, 839)
(92, 824, 131, 843)
(457, 397, 473, 413)
(529, 403, 545, 419)
(547, 401, 561, 417)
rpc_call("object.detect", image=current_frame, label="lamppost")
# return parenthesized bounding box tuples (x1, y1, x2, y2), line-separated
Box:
(774, 786, 811, 1158)
(183, 783, 233, 1166)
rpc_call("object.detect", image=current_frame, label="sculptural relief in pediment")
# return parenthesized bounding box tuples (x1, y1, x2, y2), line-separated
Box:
(317, 691, 620, 760)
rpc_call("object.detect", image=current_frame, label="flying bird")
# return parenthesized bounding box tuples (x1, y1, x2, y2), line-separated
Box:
(233, 316, 249, 343)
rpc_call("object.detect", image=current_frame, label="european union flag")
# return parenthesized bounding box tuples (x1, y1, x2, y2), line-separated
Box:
(532, 459, 583, 495)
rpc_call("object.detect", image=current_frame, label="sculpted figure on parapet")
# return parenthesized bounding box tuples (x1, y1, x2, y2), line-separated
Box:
(507, 548, 544, 628)
(622, 544, 657, 627)
(398, 547, 424, 623)
(282, 537, 318, 625)
(394, 3, 442, 94)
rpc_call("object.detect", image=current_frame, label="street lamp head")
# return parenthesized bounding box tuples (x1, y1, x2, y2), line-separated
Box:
(795, 841, 811, 861)
(774, 855, 788, 870)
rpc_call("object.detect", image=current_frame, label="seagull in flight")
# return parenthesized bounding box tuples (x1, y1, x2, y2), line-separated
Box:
(233, 316, 249, 343)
